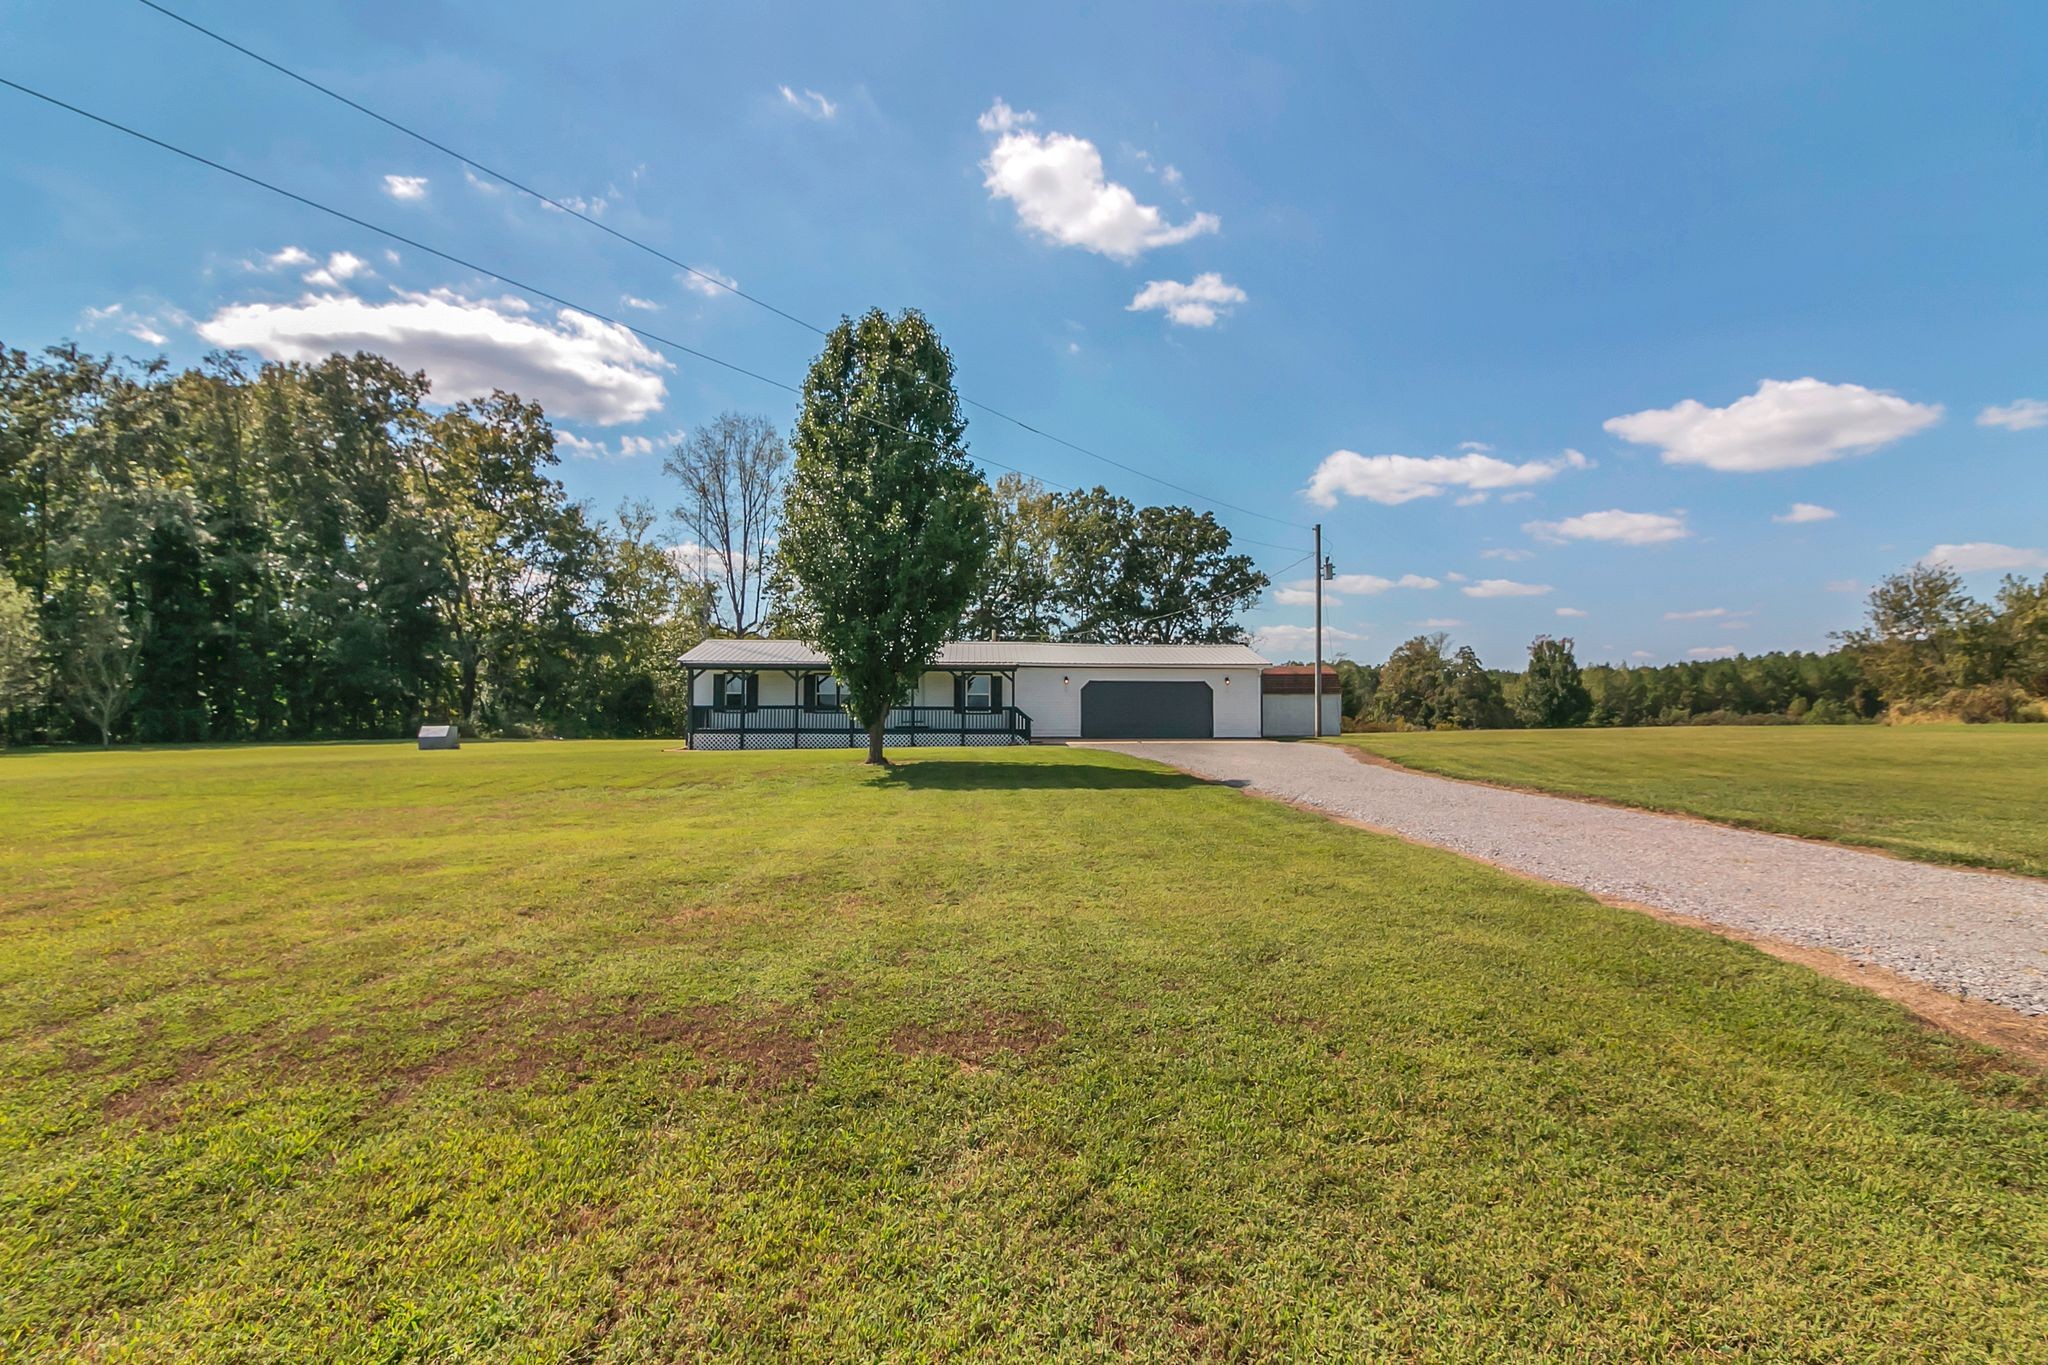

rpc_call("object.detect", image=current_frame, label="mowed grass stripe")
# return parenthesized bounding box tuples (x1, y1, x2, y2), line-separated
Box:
(1, 742, 2043, 1359)
(1334, 723, 2048, 877)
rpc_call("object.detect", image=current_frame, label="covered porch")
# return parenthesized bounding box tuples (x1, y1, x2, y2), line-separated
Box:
(682, 657, 1031, 749)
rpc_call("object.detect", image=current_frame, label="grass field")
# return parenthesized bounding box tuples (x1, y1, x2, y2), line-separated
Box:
(1334, 724, 2048, 877)
(4, 742, 2045, 1359)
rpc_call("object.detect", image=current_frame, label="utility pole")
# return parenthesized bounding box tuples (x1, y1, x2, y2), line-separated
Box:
(1313, 523, 1324, 737)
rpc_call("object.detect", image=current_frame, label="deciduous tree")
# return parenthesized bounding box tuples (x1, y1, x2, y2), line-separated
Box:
(780, 309, 992, 765)
(664, 412, 787, 636)
(1517, 635, 1592, 728)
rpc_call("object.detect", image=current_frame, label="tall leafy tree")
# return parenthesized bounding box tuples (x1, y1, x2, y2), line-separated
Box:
(1376, 633, 1451, 727)
(961, 473, 1062, 639)
(410, 392, 575, 728)
(0, 577, 45, 731)
(1837, 564, 1996, 701)
(1444, 645, 1512, 729)
(1517, 635, 1592, 728)
(781, 308, 992, 765)
(61, 584, 143, 746)
(1049, 487, 1267, 643)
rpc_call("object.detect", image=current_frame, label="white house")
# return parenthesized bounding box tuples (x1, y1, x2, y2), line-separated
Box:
(678, 638, 1294, 747)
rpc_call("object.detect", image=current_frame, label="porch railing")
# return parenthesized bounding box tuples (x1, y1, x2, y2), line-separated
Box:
(687, 704, 1031, 749)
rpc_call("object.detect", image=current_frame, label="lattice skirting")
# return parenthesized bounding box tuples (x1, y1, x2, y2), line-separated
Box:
(688, 730, 1027, 750)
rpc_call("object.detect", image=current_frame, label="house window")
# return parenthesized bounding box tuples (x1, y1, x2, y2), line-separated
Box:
(717, 672, 756, 711)
(962, 674, 994, 711)
(810, 674, 849, 711)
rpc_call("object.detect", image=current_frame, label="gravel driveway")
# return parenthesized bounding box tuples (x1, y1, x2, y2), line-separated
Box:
(1090, 740, 2048, 1016)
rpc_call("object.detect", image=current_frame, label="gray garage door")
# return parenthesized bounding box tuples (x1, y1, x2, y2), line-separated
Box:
(1080, 680, 1214, 739)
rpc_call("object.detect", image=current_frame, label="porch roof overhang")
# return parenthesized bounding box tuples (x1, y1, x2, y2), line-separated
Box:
(679, 638, 1271, 671)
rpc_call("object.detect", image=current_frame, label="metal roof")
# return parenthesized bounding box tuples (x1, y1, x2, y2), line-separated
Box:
(679, 638, 1271, 670)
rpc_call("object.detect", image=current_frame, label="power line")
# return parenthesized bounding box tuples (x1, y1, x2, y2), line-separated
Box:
(0, 76, 1083, 502)
(130, 0, 1315, 535)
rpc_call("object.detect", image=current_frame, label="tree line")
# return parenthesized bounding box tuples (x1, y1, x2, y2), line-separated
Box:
(1329, 564, 2048, 730)
(0, 330, 1268, 745)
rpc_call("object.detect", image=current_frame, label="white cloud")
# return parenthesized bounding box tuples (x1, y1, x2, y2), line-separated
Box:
(251, 245, 315, 272)
(1977, 399, 2048, 431)
(680, 266, 738, 298)
(1127, 273, 1246, 328)
(620, 295, 661, 312)
(1253, 624, 1364, 653)
(1687, 646, 1739, 660)
(1555, 607, 1587, 618)
(464, 169, 502, 195)
(547, 190, 617, 218)
(1922, 542, 2048, 573)
(1773, 502, 1837, 524)
(1419, 617, 1465, 628)
(1275, 572, 1435, 608)
(1480, 547, 1534, 561)
(303, 251, 369, 288)
(1524, 509, 1690, 546)
(1664, 607, 1750, 621)
(1500, 491, 1536, 503)
(1331, 573, 1439, 595)
(81, 302, 170, 347)
(1604, 377, 1940, 472)
(1304, 448, 1590, 508)
(198, 286, 670, 425)
(977, 98, 1035, 135)
(1462, 579, 1552, 599)
(555, 430, 662, 462)
(979, 99, 1218, 261)
(382, 174, 429, 201)
(778, 85, 838, 120)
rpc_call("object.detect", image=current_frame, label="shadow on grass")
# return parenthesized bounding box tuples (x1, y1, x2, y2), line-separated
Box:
(883, 757, 1205, 792)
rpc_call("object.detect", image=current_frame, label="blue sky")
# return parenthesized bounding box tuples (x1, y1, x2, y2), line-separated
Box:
(5, 1, 2045, 664)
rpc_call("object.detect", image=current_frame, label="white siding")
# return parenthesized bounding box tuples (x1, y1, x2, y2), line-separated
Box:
(1261, 692, 1342, 738)
(1011, 665, 1260, 738)
(690, 664, 1263, 738)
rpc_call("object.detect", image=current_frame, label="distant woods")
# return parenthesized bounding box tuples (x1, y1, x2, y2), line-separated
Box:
(0, 345, 712, 745)
(1334, 565, 2048, 731)
(0, 338, 1269, 745)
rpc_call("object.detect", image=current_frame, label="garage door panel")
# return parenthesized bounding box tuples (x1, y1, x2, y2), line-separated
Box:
(1080, 680, 1214, 739)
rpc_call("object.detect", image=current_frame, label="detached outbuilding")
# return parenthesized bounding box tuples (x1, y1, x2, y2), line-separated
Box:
(1259, 665, 1342, 739)
(679, 639, 1271, 748)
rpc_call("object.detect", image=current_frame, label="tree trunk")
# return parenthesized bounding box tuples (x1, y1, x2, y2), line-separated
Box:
(865, 718, 887, 766)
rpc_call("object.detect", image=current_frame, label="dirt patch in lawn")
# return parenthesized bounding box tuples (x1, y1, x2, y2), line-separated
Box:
(422, 994, 820, 1095)
(97, 993, 822, 1123)
(892, 1009, 1064, 1067)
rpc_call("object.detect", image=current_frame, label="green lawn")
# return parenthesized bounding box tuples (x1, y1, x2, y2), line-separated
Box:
(3, 742, 2044, 1360)
(1334, 724, 2048, 878)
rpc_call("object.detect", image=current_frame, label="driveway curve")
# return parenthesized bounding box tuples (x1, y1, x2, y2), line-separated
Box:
(1089, 740, 2048, 1016)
